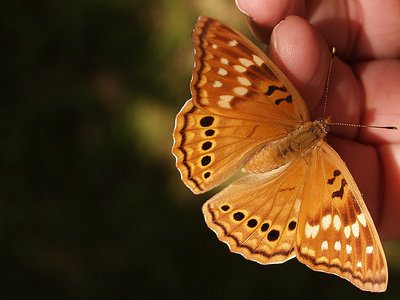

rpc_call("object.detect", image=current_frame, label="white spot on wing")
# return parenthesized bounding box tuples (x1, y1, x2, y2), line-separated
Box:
(218, 68, 228, 76)
(305, 223, 312, 238)
(228, 39, 238, 46)
(346, 244, 352, 254)
(213, 80, 222, 88)
(234, 65, 246, 73)
(333, 215, 341, 230)
(305, 223, 319, 239)
(357, 261, 362, 268)
(238, 57, 254, 67)
(252, 54, 264, 66)
(218, 95, 233, 109)
(321, 241, 328, 250)
(220, 58, 229, 65)
(334, 241, 341, 251)
(344, 225, 351, 238)
(357, 213, 367, 227)
(321, 215, 332, 230)
(301, 246, 316, 257)
(233, 87, 248, 96)
(366, 246, 374, 254)
(351, 221, 360, 238)
(237, 76, 251, 86)
(212, 44, 218, 49)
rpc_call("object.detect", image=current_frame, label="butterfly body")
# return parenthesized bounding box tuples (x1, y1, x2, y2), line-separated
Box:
(242, 118, 330, 173)
(172, 16, 388, 292)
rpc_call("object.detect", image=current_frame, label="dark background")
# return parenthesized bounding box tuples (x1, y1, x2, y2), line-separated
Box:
(1, 0, 399, 299)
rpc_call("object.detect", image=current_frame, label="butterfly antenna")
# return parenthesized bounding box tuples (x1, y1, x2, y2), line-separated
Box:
(322, 48, 397, 130)
(328, 122, 397, 130)
(322, 47, 336, 119)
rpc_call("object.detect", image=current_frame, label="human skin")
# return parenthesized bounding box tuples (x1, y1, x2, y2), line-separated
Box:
(235, 0, 400, 240)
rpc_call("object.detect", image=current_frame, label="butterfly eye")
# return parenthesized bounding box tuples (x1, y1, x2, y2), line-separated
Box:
(316, 117, 330, 133)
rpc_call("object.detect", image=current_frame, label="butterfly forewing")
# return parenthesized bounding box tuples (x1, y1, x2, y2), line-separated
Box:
(173, 16, 311, 193)
(191, 16, 309, 123)
(295, 142, 388, 292)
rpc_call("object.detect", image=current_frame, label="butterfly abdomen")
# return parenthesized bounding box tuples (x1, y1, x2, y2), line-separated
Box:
(242, 120, 328, 173)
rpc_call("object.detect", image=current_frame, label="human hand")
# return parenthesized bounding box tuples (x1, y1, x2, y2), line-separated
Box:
(235, 0, 400, 240)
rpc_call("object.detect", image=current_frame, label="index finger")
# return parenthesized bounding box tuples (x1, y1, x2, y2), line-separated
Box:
(236, 0, 400, 60)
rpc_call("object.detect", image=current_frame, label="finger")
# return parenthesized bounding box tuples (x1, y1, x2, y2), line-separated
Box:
(235, 0, 305, 43)
(354, 60, 400, 145)
(378, 143, 400, 240)
(351, 1, 400, 60)
(306, 1, 400, 60)
(322, 55, 362, 139)
(237, 0, 400, 60)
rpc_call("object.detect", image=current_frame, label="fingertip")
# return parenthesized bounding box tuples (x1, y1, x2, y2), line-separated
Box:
(236, 0, 304, 26)
(236, 0, 305, 42)
(236, 0, 287, 25)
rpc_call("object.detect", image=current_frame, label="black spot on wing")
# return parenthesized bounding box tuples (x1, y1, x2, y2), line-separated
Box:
(200, 116, 214, 127)
(267, 230, 280, 241)
(265, 85, 287, 96)
(233, 212, 245, 221)
(332, 179, 347, 199)
(328, 169, 341, 185)
(288, 221, 297, 231)
(261, 223, 270, 232)
(275, 95, 292, 105)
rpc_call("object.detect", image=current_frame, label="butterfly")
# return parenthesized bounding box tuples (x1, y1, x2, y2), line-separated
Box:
(171, 16, 388, 292)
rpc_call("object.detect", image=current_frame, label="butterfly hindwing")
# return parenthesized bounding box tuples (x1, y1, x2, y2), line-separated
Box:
(295, 141, 388, 292)
(202, 155, 309, 264)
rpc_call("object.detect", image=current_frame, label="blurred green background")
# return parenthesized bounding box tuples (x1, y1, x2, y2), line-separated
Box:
(1, 0, 399, 299)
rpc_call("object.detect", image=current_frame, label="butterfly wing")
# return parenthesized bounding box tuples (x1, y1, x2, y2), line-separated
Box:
(191, 16, 309, 123)
(295, 141, 388, 292)
(202, 154, 310, 264)
(173, 98, 296, 193)
(172, 16, 310, 193)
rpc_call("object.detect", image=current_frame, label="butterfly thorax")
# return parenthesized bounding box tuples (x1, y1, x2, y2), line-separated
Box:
(242, 117, 330, 173)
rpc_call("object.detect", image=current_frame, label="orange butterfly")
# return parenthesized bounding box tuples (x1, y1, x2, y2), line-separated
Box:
(172, 16, 388, 292)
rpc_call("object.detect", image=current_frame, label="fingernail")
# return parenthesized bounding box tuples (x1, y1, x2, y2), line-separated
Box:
(235, 0, 250, 17)
(272, 19, 285, 50)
